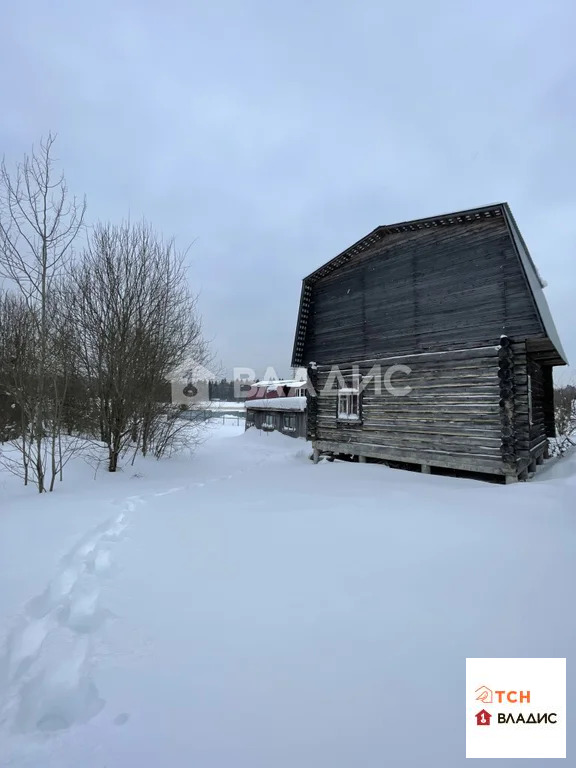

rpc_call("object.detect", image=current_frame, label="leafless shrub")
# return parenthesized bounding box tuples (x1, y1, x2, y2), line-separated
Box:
(140, 405, 210, 461)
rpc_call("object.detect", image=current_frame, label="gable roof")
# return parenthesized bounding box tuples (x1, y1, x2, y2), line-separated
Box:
(292, 203, 567, 367)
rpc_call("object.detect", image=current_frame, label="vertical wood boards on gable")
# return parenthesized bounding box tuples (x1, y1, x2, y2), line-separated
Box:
(302, 217, 545, 366)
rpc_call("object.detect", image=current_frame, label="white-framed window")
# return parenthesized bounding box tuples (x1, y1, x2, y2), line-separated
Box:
(528, 374, 533, 426)
(337, 374, 361, 421)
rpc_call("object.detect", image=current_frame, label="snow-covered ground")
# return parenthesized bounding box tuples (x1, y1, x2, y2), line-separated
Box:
(1, 424, 574, 767)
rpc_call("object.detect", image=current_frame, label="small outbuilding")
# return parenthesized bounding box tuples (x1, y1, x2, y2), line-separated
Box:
(245, 396, 307, 438)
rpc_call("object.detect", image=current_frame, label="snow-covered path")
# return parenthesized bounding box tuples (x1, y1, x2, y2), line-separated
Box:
(0, 507, 128, 734)
(1, 425, 575, 766)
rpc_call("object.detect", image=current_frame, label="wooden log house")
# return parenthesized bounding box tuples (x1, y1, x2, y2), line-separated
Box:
(291, 203, 567, 482)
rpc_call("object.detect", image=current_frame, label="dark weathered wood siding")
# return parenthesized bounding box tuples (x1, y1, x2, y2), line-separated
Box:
(309, 346, 509, 475)
(246, 408, 306, 439)
(508, 343, 551, 462)
(542, 365, 556, 439)
(302, 217, 544, 365)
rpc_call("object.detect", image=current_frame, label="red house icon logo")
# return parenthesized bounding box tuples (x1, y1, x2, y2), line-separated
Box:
(476, 709, 492, 726)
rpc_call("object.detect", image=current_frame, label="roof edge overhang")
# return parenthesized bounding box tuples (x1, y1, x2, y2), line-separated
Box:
(501, 203, 568, 366)
(302, 203, 507, 284)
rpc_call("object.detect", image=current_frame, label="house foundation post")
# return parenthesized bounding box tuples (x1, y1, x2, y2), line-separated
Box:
(421, 464, 431, 474)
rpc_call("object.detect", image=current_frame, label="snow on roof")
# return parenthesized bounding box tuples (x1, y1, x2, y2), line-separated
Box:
(254, 379, 307, 389)
(245, 396, 306, 412)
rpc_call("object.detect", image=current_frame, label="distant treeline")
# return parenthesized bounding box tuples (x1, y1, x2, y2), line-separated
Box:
(192, 379, 255, 402)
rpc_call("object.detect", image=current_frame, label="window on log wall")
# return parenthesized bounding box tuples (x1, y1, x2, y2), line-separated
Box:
(337, 374, 362, 422)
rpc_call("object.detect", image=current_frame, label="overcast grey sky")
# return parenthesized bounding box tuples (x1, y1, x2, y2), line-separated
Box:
(2, 1, 574, 379)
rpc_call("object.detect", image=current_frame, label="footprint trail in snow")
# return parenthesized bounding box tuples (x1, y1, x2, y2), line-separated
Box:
(0, 499, 134, 735)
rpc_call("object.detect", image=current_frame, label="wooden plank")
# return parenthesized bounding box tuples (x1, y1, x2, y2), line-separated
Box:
(314, 440, 506, 475)
(315, 346, 499, 369)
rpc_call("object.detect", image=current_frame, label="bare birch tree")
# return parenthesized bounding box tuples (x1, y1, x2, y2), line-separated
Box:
(0, 134, 86, 491)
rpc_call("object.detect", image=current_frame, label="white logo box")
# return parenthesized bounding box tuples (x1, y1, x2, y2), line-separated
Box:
(466, 658, 566, 759)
